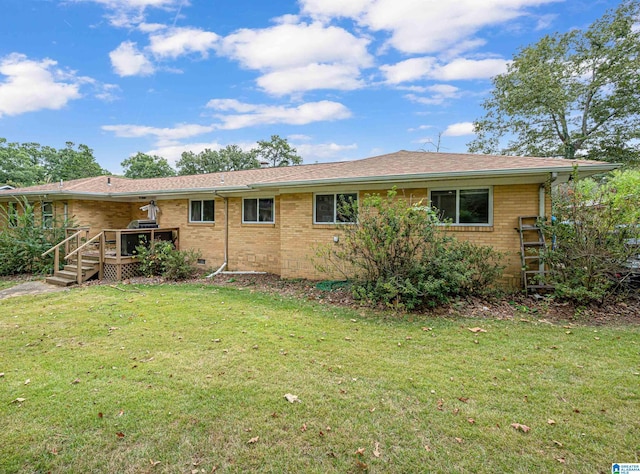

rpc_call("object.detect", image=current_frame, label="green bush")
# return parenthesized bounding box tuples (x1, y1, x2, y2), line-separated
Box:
(541, 169, 640, 303)
(314, 189, 505, 310)
(0, 198, 69, 276)
(135, 240, 201, 281)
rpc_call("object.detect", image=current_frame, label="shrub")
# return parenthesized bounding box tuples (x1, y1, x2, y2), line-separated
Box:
(541, 169, 640, 303)
(313, 189, 505, 310)
(0, 198, 69, 276)
(135, 240, 201, 281)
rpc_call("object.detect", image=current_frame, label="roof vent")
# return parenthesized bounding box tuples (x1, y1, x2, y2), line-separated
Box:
(107, 177, 111, 186)
(260, 161, 270, 168)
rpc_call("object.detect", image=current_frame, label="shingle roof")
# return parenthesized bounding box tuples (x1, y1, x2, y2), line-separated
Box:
(0, 150, 617, 198)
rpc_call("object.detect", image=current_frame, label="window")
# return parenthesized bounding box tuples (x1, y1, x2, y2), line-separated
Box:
(314, 192, 358, 224)
(243, 197, 274, 223)
(429, 188, 491, 225)
(42, 201, 53, 228)
(7, 202, 17, 227)
(189, 199, 215, 223)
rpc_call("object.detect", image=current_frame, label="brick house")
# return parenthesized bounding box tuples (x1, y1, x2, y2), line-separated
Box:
(0, 150, 617, 287)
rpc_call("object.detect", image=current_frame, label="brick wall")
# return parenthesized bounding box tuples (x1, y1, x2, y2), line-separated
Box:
(68, 200, 132, 235)
(227, 196, 281, 274)
(0, 182, 546, 288)
(278, 184, 544, 287)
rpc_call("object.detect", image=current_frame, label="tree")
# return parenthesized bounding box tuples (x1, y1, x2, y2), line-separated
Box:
(121, 152, 176, 179)
(176, 145, 258, 175)
(468, 1, 640, 163)
(0, 138, 46, 187)
(44, 142, 110, 181)
(254, 135, 302, 167)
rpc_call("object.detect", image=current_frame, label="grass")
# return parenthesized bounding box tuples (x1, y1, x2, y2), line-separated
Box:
(0, 283, 638, 473)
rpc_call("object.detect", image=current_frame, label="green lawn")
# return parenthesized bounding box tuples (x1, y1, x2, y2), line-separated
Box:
(0, 284, 638, 473)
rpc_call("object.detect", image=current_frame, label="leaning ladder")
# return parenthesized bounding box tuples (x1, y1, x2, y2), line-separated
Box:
(518, 216, 553, 293)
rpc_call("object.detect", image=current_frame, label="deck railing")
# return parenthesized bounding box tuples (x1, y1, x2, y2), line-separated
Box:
(41, 227, 90, 273)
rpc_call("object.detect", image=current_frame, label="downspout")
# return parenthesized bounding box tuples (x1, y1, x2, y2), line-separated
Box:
(206, 193, 228, 278)
(539, 172, 558, 218)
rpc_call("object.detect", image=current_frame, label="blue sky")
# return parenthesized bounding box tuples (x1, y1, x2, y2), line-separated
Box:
(0, 0, 621, 174)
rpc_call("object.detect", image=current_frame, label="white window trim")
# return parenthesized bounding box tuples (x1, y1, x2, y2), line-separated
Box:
(428, 186, 493, 226)
(313, 192, 359, 225)
(189, 199, 215, 223)
(42, 201, 54, 229)
(242, 197, 275, 224)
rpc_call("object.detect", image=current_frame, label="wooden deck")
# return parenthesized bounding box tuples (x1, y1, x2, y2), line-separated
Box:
(44, 227, 180, 285)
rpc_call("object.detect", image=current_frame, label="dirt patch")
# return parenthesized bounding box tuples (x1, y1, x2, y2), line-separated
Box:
(104, 273, 640, 326)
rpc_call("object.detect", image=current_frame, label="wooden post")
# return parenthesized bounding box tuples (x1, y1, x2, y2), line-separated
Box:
(54, 247, 60, 274)
(99, 232, 105, 280)
(77, 252, 82, 284)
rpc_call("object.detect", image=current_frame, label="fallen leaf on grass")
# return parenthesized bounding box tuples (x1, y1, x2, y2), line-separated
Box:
(116, 432, 125, 438)
(24, 379, 30, 385)
(467, 418, 475, 424)
(354, 447, 365, 455)
(422, 327, 432, 331)
(424, 445, 432, 452)
(547, 419, 556, 425)
(458, 397, 469, 403)
(0, 373, 4, 377)
(373, 442, 381, 458)
(247, 436, 259, 444)
(556, 457, 566, 463)
(300, 423, 307, 432)
(98, 412, 103, 418)
(149, 460, 161, 467)
(356, 461, 368, 470)
(468, 327, 487, 333)
(284, 393, 301, 403)
(553, 440, 563, 447)
(10, 398, 26, 404)
(71, 379, 80, 384)
(455, 437, 463, 443)
(511, 423, 531, 433)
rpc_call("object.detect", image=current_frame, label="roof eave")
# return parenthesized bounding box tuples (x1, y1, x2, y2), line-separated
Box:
(251, 163, 620, 189)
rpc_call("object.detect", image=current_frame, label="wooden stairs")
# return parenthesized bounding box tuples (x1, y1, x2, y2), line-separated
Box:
(46, 255, 101, 286)
(518, 216, 554, 293)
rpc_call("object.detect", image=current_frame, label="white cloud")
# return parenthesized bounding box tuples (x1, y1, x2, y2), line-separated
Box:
(294, 142, 358, 163)
(109, 41, 155, 77)
(94, 83, 121, 102)
(300, 0, 370, 19)
(145, 141, 222, 165)
(220, 22, 372, 71)
(257, 64, 364, 95)
(381, 57, 508, 84)
(288, 134, 312, 141)
(380, 57, 435, 84)
(301, 0, 559, 54)
(443, 121, 476, 136)
(0, 53, 84, 117)
(148, 27, 219, 59)
(432, 58, 509, 80)
(405, 84, 461, 105)
(74, 0, 186, 27)
(206, 99, 352, 129)
(102, 123, 215, 145)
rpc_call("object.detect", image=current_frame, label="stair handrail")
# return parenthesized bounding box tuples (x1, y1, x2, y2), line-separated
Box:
(41, 228, 89, 275)
(41, 228, 88, 258)
(65, 231, 104, 261)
